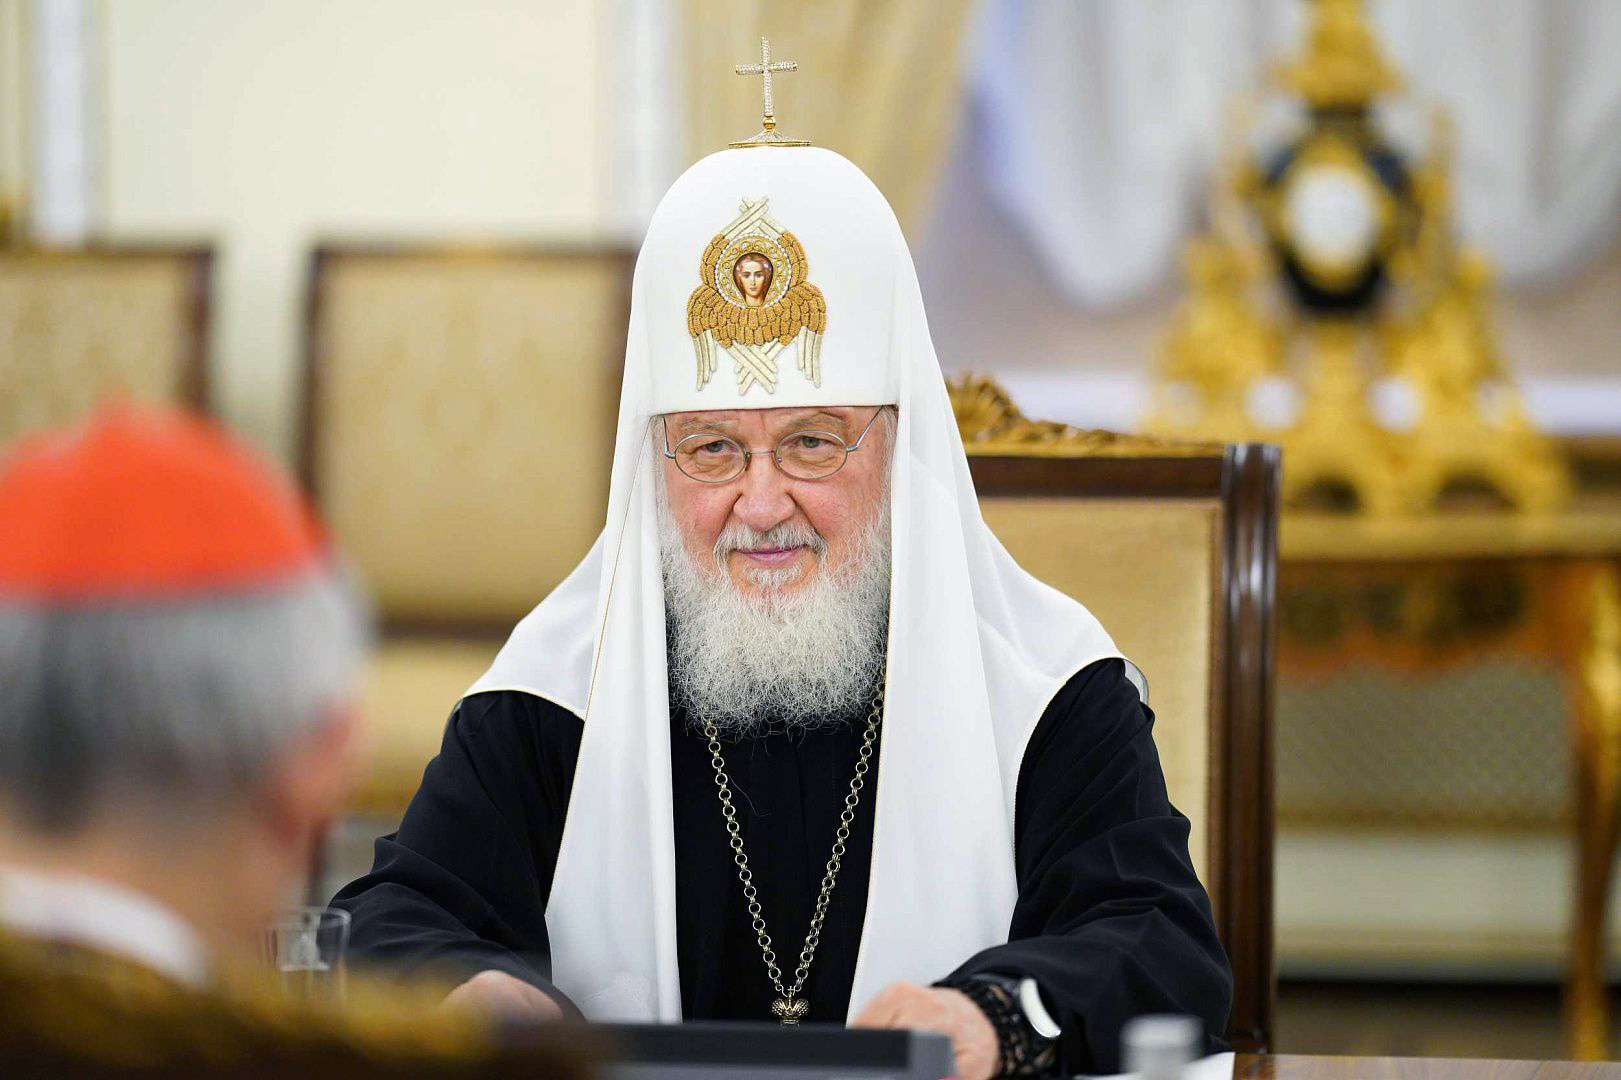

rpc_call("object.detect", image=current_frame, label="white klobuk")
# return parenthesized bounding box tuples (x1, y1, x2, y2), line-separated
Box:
(468, 146, 1129, 1021)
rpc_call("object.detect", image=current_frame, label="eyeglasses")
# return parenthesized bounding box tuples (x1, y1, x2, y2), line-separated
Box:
(662, 407, 886, 485)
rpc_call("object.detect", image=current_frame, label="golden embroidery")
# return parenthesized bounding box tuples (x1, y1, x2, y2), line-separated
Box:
(686, 197, 826, 395)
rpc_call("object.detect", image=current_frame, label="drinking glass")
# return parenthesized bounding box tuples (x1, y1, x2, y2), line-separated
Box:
(264, 906, 349, 1003)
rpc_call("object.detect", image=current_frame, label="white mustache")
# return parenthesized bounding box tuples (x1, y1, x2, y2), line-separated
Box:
(712, 521, 828, 568)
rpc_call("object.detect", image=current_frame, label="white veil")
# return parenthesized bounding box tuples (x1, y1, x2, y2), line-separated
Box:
(467, 147, 1127, 1021)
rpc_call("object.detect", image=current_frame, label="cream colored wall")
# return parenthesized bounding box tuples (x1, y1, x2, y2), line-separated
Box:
(98, 1, 608, 458)
(0, 2, 27, 213)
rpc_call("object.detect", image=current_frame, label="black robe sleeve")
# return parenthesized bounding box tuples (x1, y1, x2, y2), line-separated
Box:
(936, 658, 1233, 1075)
(330, 691, 583, 1014)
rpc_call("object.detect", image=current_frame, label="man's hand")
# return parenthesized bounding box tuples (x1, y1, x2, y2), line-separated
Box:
(441, 969, 565, 1023)
(851, 982, 998, 1080)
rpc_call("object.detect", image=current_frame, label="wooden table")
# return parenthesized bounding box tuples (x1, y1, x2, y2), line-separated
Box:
(1280, 501, 1621, 1059)
(1236, 1053, 1621, 1078)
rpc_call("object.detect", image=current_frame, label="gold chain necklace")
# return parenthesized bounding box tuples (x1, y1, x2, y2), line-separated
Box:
(701, 687, 883, 1026)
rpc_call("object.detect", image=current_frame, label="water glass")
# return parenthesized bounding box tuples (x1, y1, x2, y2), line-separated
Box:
(264, 906, 349, 1003)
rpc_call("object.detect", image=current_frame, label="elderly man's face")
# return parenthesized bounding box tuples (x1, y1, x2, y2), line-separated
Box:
(661, 406, 889, 599)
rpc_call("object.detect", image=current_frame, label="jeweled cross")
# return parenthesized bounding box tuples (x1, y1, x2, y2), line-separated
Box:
(735, 37, 797, 133)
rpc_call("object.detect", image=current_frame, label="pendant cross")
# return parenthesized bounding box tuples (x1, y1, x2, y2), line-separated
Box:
(735, 37, 797, 132)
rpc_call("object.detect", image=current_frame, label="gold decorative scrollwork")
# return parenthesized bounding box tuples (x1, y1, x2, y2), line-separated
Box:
(949, 374, 1219, 458)
(1143, 0, 1570, 515)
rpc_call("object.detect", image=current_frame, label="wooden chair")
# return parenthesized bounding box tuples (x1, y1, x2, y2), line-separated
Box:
(952, 376, 1279, 1053)
(299, 243, 634, 817)
(0, 246, 212, 447)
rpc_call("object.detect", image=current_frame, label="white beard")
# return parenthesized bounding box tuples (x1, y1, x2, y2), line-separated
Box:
(658, 481, 891, 736)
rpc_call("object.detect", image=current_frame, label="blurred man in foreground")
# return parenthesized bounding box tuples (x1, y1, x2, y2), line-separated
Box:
(0, 407, 603, 1077)
(0, 407, 575, 1074)
(0, 407, 368, 986)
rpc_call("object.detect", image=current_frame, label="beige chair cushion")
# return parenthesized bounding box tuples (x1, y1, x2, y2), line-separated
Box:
(0, 253, 201, 446)
(312, 253, 625, 624)
(352, 637, 504, 818)
(980, 496, 1220, 885)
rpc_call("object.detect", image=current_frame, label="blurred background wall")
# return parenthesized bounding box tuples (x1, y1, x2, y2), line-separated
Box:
(5, 0, 1616, 457)
(34, 0, 611, 456)
(920, 0, 1621, 434)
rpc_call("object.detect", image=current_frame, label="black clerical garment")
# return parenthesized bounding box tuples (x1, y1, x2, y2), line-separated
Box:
(333, 658, 1232, 1074)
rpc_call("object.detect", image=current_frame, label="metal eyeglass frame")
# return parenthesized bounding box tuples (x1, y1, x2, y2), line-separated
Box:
(661, 406, 886, 484)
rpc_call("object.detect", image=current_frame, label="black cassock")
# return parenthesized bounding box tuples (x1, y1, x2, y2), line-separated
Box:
(332, 658, 1231, 1074)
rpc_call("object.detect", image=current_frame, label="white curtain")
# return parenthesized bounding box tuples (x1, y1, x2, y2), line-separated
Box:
(973, 0, 1621, 307)
(30, 0, 98, 244)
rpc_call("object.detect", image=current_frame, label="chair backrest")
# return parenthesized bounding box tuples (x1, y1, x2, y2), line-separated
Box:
(955, 378, 1278, 1052)
(300, 243, 634, 631)
(0, 246, 212, 447)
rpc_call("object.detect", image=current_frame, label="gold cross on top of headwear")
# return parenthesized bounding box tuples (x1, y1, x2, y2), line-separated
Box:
(729, 37, 810, 148)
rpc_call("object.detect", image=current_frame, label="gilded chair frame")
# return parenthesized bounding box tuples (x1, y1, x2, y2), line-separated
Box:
(966, 444, 1280, 1054)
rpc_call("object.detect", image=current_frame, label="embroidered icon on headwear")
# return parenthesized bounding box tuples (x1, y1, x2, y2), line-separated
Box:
(686, 197, 826, 395)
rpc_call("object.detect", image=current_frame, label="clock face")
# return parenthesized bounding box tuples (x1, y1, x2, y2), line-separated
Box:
(1282, 162, 1382, 277)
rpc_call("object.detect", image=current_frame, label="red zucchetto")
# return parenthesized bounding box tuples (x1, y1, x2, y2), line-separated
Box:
(0, 406, 328, 601)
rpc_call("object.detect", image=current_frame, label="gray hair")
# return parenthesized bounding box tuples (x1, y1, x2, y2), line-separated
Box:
(0, 569, 370, 834)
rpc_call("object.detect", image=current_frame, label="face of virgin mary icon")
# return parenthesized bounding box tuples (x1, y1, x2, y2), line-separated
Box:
(733, 253, 774, 308)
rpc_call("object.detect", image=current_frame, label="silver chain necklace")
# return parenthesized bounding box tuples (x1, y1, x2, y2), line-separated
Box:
(701, 686, 883, 1026)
